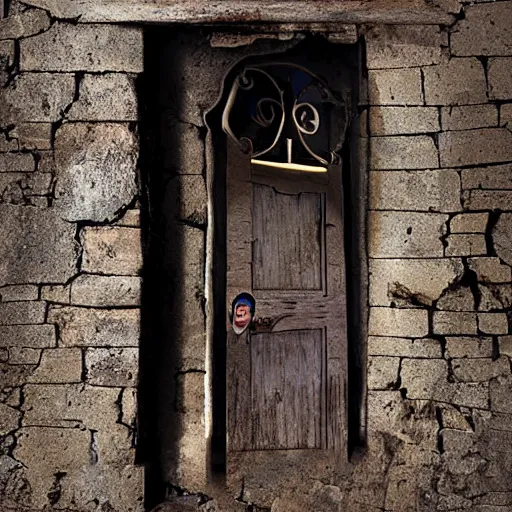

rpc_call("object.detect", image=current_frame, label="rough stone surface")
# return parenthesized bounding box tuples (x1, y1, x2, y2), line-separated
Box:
(14, 123, 52, 150)
(369, 257, 463, 306)
(368, 307, 429, 337)
(493, 213, 512, 266)
(423, 58, 487, 105)
(400, 358, 447, 399)
(451, 2, 512, 57)
(165, 175, 207, 225)
(0, 284, 38, 302)
(0, 403, 20, 435)
(450, 213, 488, 233)
(81, 226, 142, 276)
(464, 189, 512, 211)
(0, 205, 78, 285)
(115, 208, 140, 227)
(0, 153, 34, 173)
(0, 324, 55, 348)
(440, 128, 512, 168)
(469, 257, 512, 284)
(502, 103, 512, 126)
(85, 347, 138, 387)
(68, 73, 138, 121)
(369, 106, 439, 135)
(48, 306, 140, 347)
(40, 284, 70, 304)
(175, 371, 205, 414)
(0, 301, 45, 325)
(0, 8, 50, 40)
(453, 357, 509, 382)
(8, 346, 41, 365)
(21, 22, 144, 72)
(368, 356, 400, 390)
(54, 123, 138, 223)
(440, 104, 498, 131)
(478, 312, 509, 335)
(0, 73, 75, 124)
(70, 274, 141, 307)
(369, 170, 461, 212)
(433, 311, 478, 335)
(461, 164, 512, 190)
(368, 336, 442, 358)
(368, 68, 423, 105)
(445, 234, 487, 257)
(368, 211, 448, 258)
(490, 376, 512, 413)
(445, 337, 493, 358)
(371, 136, 438, 170)
(436, 286, 475, 311)
(27, 348, 82, 383)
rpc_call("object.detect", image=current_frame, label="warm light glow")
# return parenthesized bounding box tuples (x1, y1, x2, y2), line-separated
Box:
(251, 159, 327, 173)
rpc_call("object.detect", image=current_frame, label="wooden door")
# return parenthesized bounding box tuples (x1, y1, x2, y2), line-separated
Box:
(226, 140, 348, 491)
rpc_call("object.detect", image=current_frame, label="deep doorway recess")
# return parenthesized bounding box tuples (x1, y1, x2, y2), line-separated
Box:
(138, 28, 367, 506)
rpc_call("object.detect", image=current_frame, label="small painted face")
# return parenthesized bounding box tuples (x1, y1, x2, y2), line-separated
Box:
(234, 304, 251, 329)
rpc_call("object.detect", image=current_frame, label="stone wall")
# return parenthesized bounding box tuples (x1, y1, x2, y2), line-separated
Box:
(1, 1, 512, 511)
(0, 2, 144, 510)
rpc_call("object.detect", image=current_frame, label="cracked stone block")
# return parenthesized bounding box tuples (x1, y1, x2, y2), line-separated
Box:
(433, 311, 478, 335)
(165, 175, 207, 225)
(21, 22, 143, 72)
(450, 213, 488, 234)
(368, 336, 442, 358)
(14, 123, 52, 150)
(85, 347, 138, 387)
(369, 258, 463, 307)
(0, 8, 50, 40)
(370, 170, 460, 212)
(367, 356, 400, 390)
(13, 427, 91, 509)
(40, 284, 70, 304)
(368, 68, 423, 105)
(500, 336, 512, 357)
(453, 357, 510, 382)
(464, 190, 512, 211)
(440, 104, 498, 131)
(0, 301, 45, 325)
(48, 306, 139, 347)
(445, 234, 486, 257)
(8, 347, 41, 365)
(0, 403, 20, 435)
(451, 3, 512, 56)
(369, 106, 439, 136)
(81, 226, 142, 276)
(121, 388, 137, 428)
(0, 205, 78, 285)
(400, 358, 448, 400)
(162, 116, 205, 175)
(68, 73, 138, 121)
(58, 465, 144, 512)
(478, 312, 509, 335)
(0, 153, 34, 173)
(490, 376, 512, 413)
(439, 128, 512, 168)
(371, 136, 438, 170)
(0, 362, 37, 388)
(424, 58, 487, 106)
(0, 73, 75, 124)
(27, 348, 82, 384)
(175, 372, 205, 414)
(439, 404, 474, 431)
(22, 383, 119, 429)
(436, 286, 475, 311)
(493, 213, 512, 267)
(478, 346, 498, 370)
(70, 275, 141, 307)
(365, 25, 442, 69)
(0, 40, 14, 69)
(0, 325, 55, 348)
(114, 209, 140, 228)
(54, 123, 138, 223)
(0, 133, 18, 152)
(478, 283, 507, 311)
(462, 164, 512, 190)
(369, 307, 429, 338)
(0, 284, 38, 301)
(368, 211, 447, 258)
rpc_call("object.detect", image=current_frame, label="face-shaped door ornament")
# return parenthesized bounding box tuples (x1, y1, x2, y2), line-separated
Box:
(229, 292, 256, 335)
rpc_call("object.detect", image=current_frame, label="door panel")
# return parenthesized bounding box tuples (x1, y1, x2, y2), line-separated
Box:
(226, 139, 347, 490)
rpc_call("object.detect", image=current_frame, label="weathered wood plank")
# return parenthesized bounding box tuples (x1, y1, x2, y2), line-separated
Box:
(250, 329, 323, 450)
(253, 184, 322, 291)
(22, 0, 456, 25)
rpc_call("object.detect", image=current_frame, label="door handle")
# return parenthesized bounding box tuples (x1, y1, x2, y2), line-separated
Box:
(251, 314, 291, 333)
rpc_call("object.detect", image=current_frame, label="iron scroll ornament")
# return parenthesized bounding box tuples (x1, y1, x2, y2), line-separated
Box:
(221, 63, 343, 170)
